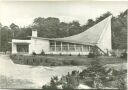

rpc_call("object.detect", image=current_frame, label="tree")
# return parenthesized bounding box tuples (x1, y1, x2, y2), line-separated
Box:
(82, 19, 95, 31)
(95, 11, 112, 24)
(58, 22, 69, 37)
(32, 17, 60, 38)
(111, 10, 127, 49)
(10, 23, 20, 38)
(68, 21, 82, 36)
(15, 27, 32, 39)
(0, 26, 12, 52)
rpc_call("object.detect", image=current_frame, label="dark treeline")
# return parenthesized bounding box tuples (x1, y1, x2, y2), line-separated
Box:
(0, 10, 127, 52)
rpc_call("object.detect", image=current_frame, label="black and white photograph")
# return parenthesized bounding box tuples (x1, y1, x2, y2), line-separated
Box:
(0, 0, 127, 89)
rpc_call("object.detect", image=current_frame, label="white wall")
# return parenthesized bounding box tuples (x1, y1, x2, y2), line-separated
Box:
(32, 30, 37, 37)
(12, 43, 17, 54)
(12, 39, 31, 54)
(97, 16, 112, 53)
(29, 37, 50, 54)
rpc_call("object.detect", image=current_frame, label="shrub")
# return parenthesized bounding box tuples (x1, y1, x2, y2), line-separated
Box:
(69, 53, 72, 56)
(42, 76, 60, 89)
(10, 54, 89, 66)
(32, 52, 36, 55)
(78, 53, 81, 56)
(59, 53, 62, 56)
(70, 60, 84, 66)
(42, 59, 127, 89)
(88, 52, 95, 58)
(40, 50, 45, 55)
(62, 60, 72, 65)
(116, 74, 127, 90)
(120, 52, 127, 59)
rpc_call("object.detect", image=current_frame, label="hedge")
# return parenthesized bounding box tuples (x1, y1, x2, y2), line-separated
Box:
(10, 54, 88, 66)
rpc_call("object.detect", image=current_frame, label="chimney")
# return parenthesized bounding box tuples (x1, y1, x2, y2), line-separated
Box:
(32, 29, 37, 37)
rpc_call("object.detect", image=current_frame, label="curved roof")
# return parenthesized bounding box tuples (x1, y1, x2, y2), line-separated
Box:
(32, 16, 112, 45)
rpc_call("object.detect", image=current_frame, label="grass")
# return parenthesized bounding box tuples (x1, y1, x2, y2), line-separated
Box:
(0, 75, 34, 88)
(10, 54, 127, 66)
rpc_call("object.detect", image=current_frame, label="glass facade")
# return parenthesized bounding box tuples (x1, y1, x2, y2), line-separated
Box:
(69, 43, 75, 51)
(56, 41, 61, 51)
(49, 40, 90, 52)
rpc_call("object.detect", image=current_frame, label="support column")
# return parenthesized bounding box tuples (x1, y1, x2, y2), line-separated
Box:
(55, 41, 56, 52)
(61, 42, 62, 51)
(68, 43, 69, 51)
(88, 46, 90, 52)
(12, 43, 17, 54)
(82, 45, 84, 52)
(74, 44, 76, 52)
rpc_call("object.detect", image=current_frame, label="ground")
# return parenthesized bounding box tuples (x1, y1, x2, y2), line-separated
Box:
(0, 54, 85, 88)
(0, 54, 127, 89)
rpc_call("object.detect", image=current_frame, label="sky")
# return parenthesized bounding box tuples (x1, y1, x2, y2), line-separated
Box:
(0, 1, 128, 27)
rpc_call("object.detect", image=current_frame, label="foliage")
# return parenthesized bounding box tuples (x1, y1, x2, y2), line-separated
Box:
(79, 60, 107, 88)
(120, 52, 127, 59)
(40, 50, 45, 55)
(32, 52, 36, 55)
(0, 26, 12, 52)
(42, 76, 60, 89)
(10, 54, 88, 66)
(10, 54, 126, 66)
(0, 10, 127, 52)
(42, 60, 127, 89)
(87, 52, 95, 58)
(115, 74, 127, 90)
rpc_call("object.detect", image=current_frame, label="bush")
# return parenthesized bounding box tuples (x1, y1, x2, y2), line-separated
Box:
(62, 60, 72, 65)
(120, 52, 127, 59)
(10, 54, 88, 66)
(70, 60, 84, 66)
(116, 74, 127, 90)
(69, 53, 72, 56)
(88, 52, 95, 58)
(42, 76, 60, 89)
(40, 50, 45, 55)
(78, 53, 81, 56)
(32, 52, 36, 55)
(59, 53, 62, 56)
(10, 54, 65, 66)
(42, 59, 127, 89)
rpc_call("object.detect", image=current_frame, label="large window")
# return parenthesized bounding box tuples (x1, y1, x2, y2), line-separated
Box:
(56, 41, 61, 51)
(69, 43, 75, 51)
(76, 44, 82, 52)
(62, 42, 68, 51)
(83, 45, 89, 52)
(50, 40, 55, 51)
(49, 40, 90, 52)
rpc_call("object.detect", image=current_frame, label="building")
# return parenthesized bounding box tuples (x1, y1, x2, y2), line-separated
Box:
(12, 16, 112, 55)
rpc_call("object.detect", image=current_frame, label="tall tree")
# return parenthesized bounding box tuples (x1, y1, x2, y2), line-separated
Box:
(111, 10, 127, 49)
(68, 21, 82, 36)
(81, 19, 95, 31)
(0, 26, 12, 52)
(32, 17, 60, 38)
(95, 11, 112, 24)
(10, 23, 20, 38)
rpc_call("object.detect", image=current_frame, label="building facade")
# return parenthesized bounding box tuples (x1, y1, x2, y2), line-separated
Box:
(12, 16, 112, 55)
